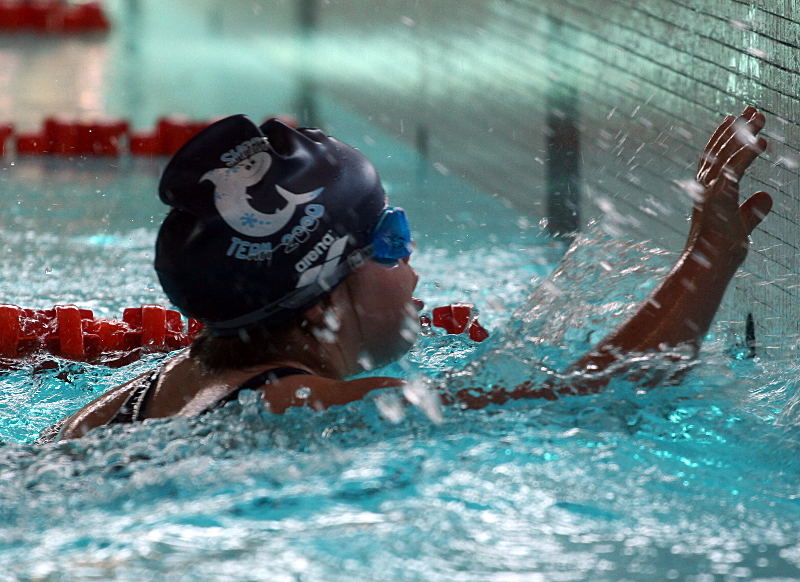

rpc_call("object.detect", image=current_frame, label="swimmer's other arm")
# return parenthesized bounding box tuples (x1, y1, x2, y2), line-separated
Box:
(254, 376, 405, 413)
(447, 106, 773, 408)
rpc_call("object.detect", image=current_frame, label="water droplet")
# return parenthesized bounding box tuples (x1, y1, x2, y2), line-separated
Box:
(675, 179, 704, 202)
(322, 309, 340, 332)
(402, 380, 442, 424)
(312, 327, 336, 343)
(358, 353, 374, 371)
(375, 392, 405, 423)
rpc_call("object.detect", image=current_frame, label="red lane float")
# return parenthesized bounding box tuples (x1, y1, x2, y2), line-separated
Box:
(0, 304, 200, 368)
(127, 131, 161, 156)
(0, 300, 489, 368)
(0, 1, 109, 33)
(44, 116, 129, 156)
(5, 115, 296, 157)
(129, 115, 211, 156)
(15, 116, 129, 156)
(129, 115, 296, 156)
(431, 303, 490, 342)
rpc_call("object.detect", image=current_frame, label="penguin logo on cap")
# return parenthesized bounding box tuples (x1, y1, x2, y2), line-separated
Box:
(201, 152, 323, 238)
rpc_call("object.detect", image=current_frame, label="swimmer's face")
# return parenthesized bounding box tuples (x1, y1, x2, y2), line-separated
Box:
(346, 256, 420, 370)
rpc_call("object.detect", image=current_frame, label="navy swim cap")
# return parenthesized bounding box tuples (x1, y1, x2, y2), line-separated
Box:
(155, 115, 386, 335)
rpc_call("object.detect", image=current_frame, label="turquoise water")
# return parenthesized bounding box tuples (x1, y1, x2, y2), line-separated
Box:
(2, 146, 800, 580)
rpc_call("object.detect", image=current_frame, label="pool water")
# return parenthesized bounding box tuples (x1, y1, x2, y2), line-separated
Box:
(2, 140, 800, 581)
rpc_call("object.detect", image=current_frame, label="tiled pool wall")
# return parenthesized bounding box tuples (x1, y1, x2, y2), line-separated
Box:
(244, 0, 800, 356)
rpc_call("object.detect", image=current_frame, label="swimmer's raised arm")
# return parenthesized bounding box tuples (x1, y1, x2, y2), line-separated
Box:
(558, 106, 772, 394)
(447, 107, 772, 409)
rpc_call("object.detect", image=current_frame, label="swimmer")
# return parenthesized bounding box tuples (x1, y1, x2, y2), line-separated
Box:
(42, 106, 771, 442)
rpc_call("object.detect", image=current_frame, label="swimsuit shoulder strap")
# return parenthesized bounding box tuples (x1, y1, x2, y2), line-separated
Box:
(108, 365, 310, 424)
(206, 366, 312, 412)
(37, 364, 309, 443)
(36, 368, 162, 442)
(107, 368, 161, 425)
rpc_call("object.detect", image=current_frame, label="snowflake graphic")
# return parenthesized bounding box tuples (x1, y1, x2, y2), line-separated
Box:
(240, 213, 258, 228)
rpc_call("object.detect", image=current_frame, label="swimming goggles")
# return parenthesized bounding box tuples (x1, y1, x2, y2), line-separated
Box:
(370, 206, 413, 265)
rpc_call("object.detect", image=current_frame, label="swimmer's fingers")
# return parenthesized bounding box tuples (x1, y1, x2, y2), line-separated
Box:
(700, 108, 765, 185)
(698, 114, 735, 179)
(747, 106, 766, 132)
(718, 110, 765, 166)
(722, 137, 768, 185)
(697, 109, 752, 181)
(705, 112, 740, 154)
(701, 142, 765, 220)
(740, 191, 773, 235)
(704, 131, 766, 190)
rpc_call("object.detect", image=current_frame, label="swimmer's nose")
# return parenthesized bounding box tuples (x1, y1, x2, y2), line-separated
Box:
(412, 297, 424, 311)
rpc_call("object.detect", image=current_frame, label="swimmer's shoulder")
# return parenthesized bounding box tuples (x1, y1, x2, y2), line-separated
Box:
(56, 368, 158, 440)
(54, 363, 405, 439)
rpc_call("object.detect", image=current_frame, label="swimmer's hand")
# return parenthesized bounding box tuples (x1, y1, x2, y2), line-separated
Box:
(687, 106, 772, 262)
(542, 107, 774, 396)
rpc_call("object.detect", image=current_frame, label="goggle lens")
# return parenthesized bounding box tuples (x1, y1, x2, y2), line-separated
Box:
(371, 206, 413, 265)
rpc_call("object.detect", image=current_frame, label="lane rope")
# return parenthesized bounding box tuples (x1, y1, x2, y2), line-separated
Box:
(0, 302, 489, 367)
(0, 115, 297, 157)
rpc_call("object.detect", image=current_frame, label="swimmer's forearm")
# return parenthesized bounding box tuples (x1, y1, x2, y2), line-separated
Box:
(265, 376, 405, 413)
(444, 237, 746, 407)
(443, 236, 747, 407)
(599, 238, 741, 351)
(450, 108, 771, 406)
(558, 236, 743, 394)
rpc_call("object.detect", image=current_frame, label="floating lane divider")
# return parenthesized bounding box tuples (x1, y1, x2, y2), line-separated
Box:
(0, 115, 297, 157)
(0, 1, 110, 33)
(0, 304, 202, 368)
(0, 302, 489, 368)
(429, 303, 490, 342)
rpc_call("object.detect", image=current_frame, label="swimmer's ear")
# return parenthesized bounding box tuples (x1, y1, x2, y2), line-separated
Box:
(302, 302, 327, 329)
(302, 293, 343, 333)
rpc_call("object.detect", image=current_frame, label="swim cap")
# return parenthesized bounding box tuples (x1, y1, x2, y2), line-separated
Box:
(155, 115, 386, 335)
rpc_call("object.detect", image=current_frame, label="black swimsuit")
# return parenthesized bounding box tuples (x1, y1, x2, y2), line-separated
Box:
(36, 366, 311, 443)
(107, 365, 311, 424)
